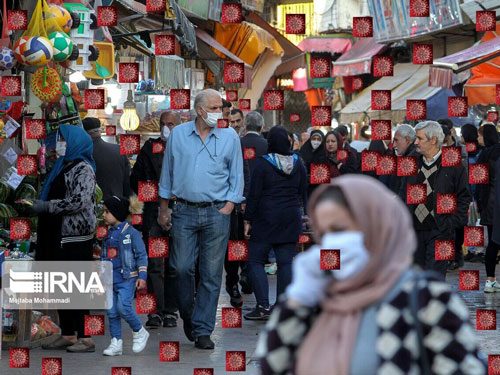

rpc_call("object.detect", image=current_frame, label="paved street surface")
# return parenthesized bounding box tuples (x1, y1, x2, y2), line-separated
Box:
(1, 264, 499, 374)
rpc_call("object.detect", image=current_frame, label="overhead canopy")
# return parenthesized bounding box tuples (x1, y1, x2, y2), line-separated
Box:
(297, 36, 352, 54)
(196, 29, 251, 67)
(429, 27, 500, 88)
(340, 63, 419, 123)
(245, 10, 304, 76)
(463, 24, 500, 105)
(113, 0, 197, 55)
(333, 38, 387, 76)
(341, 64, 470, 125)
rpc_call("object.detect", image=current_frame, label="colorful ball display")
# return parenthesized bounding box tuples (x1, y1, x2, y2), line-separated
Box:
(0, 47, 16, 70)
(22, 37, 53, 66)
(13, 36, 31, 64)
(48, 31, 73, 62)
(45, 4, 73, 34)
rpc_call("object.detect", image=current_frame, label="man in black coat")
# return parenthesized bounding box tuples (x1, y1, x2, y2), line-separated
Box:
(224, 111, 269, 306)
(130, 110, 181, 329)
(399, 121, 471, 276)
(83, 117, 131, 200)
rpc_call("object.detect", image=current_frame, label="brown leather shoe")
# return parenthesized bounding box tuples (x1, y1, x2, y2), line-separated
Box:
(42, 336, 76, 350)
(66, 338, 95, 353)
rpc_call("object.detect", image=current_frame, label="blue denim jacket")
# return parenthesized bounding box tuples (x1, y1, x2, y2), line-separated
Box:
(102, 222, 148, 281)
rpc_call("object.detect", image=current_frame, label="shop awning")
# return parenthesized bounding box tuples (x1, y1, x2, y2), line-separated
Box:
(463, 24, 500, 105)
(245, 10, 303, 76)
(333, 38, 387, 77)
(429, 34, 500, 88)
(196, 29, 251, 67)
(339, 63, 419, 123)
(297, 36, 352, 54)
(113, 0, 197, 55)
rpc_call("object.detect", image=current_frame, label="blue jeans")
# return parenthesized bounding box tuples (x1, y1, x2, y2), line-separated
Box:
(170, 201, 230, 337)
(247, 241, 297, 307)
(107, 278, 142, 339)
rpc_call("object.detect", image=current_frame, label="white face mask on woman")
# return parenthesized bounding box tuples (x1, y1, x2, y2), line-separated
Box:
(321, 231, 370, 280)
(311, 140, 322, 150)
(56, 141, 67, 157)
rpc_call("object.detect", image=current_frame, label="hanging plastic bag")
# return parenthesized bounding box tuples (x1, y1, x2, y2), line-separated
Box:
(0, 0, 11, 47)
(21, 0, 47, 38)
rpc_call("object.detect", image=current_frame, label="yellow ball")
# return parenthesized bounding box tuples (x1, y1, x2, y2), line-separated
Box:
(45, 4, 73, 34)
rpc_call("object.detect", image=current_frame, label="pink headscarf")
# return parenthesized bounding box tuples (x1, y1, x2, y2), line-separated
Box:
(296, 175, 417, 375)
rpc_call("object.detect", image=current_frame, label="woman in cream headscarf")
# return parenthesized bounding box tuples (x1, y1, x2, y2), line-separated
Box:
(257, 175, 486, 375)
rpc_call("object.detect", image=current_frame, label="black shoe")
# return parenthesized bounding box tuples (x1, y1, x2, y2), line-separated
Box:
(227, 285, 243, 308)
(194, 335, 214, 350)
(470, 253, 485, 263)
(464, 252, 475, 261)
(239, 276, 253, 294)
(244, 305, 271, 321)
(449, 261, 459, 270)
(163, 313, 178, 328)
(183, 319, 194, 342)
(145, 314, 162, 329)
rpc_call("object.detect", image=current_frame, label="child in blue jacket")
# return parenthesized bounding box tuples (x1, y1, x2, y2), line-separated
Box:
(101, 196, 149, 356)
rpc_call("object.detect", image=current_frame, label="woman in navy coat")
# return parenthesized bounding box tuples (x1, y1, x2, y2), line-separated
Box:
(243, 126, 308, 320)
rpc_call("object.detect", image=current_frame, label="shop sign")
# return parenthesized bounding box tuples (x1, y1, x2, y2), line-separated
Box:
(177, 0, 223, 21)
(368, 0, 463, 43)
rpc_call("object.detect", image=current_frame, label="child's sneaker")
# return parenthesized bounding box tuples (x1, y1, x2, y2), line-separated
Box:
(103, 338, 123, 356)
(484, 280, 500, 293)
(132, 327, 149, 353)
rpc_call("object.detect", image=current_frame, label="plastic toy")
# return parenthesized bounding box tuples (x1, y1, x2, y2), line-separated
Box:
(63, 3, 99, 72)
(48, 31, 73, 62)
(44, 4, 73, 34)
(20, 36, 53, 66)
(0, 47, 17, 70)
(31, 67, 63, 103)
(12, 36, 31, 64)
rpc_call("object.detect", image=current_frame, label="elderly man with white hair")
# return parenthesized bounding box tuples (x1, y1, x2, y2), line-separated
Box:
(399, 121, 471, 276)
(158, 89, 244, 349)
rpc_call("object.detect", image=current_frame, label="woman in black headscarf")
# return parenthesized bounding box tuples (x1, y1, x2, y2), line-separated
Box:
(300, 129, 325, 197)
(243, 126, 308, 320)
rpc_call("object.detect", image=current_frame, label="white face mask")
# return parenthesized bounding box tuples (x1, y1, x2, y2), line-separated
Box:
(56, 141, 67, 157)
(161, 126, 170, 141)
(311, 140, 322, 150)
(321, 231, 370, 281)
(202, 108, 222, 128)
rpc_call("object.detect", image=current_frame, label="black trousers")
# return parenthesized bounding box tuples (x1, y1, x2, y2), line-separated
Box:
(144, 221, 178, 316)
(454, 226, 465, 264)
(224, 206, 247, 289)
(485, 225, 500, 277)
(57, 239, 93, 338)
(415, 228, 450, 277)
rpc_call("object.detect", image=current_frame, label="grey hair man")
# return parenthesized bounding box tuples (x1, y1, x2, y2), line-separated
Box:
(398, 120, 470, 277)
(393, 124, 417, 156)
(158, 88, 244, 350)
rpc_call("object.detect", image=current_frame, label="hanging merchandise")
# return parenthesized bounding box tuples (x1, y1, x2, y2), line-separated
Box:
(31, 66, 63, 103)
(44, 3, 73, 34)
(0, 47, 17, 70)
(48, 31, 73, 62)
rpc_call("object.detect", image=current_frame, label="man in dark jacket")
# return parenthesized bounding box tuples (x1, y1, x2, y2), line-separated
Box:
(83, 117, 131, 200)
(399, 121, 471, 276)
(336, 124, 360, 165)
(130, 110, 181, 329)
(225, 111, 269, 305)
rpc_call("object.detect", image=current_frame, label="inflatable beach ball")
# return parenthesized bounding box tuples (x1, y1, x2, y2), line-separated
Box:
(45, 4, 73, 34)
(48, 31, 73, 62)
(0, 47, 16, 70)
(22, 37, 53, 66)
(13, 36, 31, 64)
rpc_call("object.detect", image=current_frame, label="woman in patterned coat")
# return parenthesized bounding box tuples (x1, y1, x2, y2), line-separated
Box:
(33, 124, 97, 353)
(256, 175, 486, 375)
